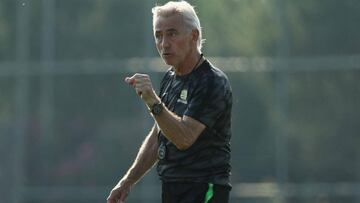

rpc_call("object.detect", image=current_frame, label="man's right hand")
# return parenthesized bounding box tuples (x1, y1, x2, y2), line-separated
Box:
(124, 74, 161, 108)
(107, 179, 131, 203)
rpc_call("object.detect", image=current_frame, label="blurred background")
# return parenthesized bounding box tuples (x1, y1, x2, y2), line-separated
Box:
(1, 0, 360, 202)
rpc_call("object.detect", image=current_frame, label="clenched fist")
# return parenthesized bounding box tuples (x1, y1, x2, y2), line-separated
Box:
(124, 73, 161, 107)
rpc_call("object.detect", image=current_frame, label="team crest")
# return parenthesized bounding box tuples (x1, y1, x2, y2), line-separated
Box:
(178, 89, 188, 104)
(180, 89, 188, 100)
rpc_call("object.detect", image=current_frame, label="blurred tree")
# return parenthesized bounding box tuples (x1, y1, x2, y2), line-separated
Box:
(2, 0, 360, 60)
(198, 0, 279, 57)
(0, 0, 16, 61)
(55, 0, 153, 60)
(286, 0, 360, 56)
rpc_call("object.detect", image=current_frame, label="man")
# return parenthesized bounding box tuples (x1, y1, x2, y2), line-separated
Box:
(107, 1, 232, 203)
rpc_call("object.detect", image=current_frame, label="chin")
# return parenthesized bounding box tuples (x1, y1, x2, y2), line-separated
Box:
(161, 57, 175, 66)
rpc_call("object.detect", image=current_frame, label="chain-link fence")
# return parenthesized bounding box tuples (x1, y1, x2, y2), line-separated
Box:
(1, 0, 360, 202)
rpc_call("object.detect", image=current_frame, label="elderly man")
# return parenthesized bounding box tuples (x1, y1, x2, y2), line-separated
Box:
(107, 1, 232, 203)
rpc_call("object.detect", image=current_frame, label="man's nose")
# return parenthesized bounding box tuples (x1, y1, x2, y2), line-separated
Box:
(161, 36, 170, 49)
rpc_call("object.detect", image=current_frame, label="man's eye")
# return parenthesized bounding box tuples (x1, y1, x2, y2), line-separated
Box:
(155, 35, 162, 41)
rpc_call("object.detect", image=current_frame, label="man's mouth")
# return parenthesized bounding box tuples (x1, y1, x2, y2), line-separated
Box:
(162, 53, 172, 57)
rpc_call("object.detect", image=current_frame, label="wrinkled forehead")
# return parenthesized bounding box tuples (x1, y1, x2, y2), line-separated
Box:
(154, 13, 185, 33)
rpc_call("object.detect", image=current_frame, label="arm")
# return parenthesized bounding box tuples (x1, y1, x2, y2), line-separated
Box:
(125, 74, 205, 150)
(107, 124, 159, 203)
(152, 108, 205, 150)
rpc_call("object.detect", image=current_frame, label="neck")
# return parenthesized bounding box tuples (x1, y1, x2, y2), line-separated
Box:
(174, 52, 203, 76)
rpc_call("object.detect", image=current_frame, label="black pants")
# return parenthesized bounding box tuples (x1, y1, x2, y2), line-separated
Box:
(162, 182, 230, 203)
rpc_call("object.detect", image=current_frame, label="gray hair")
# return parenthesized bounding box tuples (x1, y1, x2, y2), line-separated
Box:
(152, 1, 205, 52)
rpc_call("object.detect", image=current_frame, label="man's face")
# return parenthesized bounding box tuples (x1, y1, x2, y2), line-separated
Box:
(154, 14, 194, 68)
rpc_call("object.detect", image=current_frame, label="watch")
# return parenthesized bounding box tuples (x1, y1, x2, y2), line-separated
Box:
(150, 102, 163, 115)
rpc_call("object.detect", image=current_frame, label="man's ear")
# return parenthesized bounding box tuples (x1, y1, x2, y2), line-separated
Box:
(191, 29, 199, 43)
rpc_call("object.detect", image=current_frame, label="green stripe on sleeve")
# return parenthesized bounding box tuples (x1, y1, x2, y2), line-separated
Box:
(204, 183, 214, 203)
